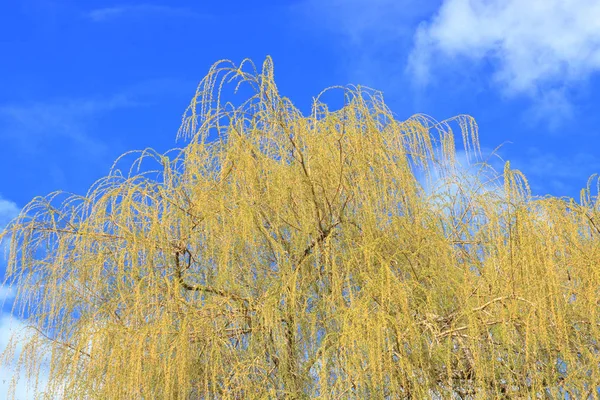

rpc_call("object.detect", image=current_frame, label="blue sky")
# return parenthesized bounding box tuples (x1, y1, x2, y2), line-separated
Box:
(1, 0, 600, 396)
(1, 0, 600, 211)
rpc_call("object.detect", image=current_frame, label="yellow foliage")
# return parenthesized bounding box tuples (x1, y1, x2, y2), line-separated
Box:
(1, 57, 599, 399)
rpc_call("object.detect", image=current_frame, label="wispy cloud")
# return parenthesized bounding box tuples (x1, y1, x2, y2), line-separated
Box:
(0, 285, 14, 302)
(294, 0, 438, 90)
(0, 76, 194, 156)
(512, 148, 600, 197)
(0, 196, 19, 230)
(0, 194, 19, 259)
(407, 0, 600, 99)
(1, 195, 20, 309)
(298, 0, 429, 44)
(0, 315, 53, 400)
(0, 197, 52, 399)
(420, 148, 504, 200)
(0, 76, 194, 195)
(527, 87, 575, 131)
(0, 94, 141, 157)
(87, 4, 208, 22)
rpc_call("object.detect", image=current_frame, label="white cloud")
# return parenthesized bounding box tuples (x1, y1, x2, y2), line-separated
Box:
(88, 4, 207, 22)
(0, 197, 19, 230)
(0, 195, 20, 268)
(407, 0, 600, 98)
(0, 286, 15, 303)
(421, 148, 504, 203)
(0, 197, 57, 399)
(0, 315, 52, 400)
(1, 196, 21, 315)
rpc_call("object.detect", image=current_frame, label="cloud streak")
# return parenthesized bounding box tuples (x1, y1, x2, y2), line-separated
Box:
(87, 4, 208, 22)
(0, 74, 196, 157)
(0, 89, 151, 157)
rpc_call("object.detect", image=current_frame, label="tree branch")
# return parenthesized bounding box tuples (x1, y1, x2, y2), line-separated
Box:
(174, 250, 248, 305)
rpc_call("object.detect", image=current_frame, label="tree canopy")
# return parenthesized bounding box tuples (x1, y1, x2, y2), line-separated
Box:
(1, 57, 600, 399)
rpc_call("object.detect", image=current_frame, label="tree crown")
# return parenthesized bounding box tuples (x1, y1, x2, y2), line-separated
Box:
(2, 57, 600, 399)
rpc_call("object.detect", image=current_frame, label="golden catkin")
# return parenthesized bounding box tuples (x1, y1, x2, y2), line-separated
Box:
(1, 57, 599, 399)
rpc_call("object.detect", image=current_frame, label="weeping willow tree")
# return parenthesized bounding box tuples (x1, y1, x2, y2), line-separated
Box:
(1, 57, 600, 399)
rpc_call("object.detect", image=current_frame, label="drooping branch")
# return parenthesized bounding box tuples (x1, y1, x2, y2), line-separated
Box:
(28, 325, 92, 359)
(294, 221, 340, 269)
(174, 250, 248, 305)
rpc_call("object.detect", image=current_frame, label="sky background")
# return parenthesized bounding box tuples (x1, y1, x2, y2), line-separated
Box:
(1, 0, 600, 397)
